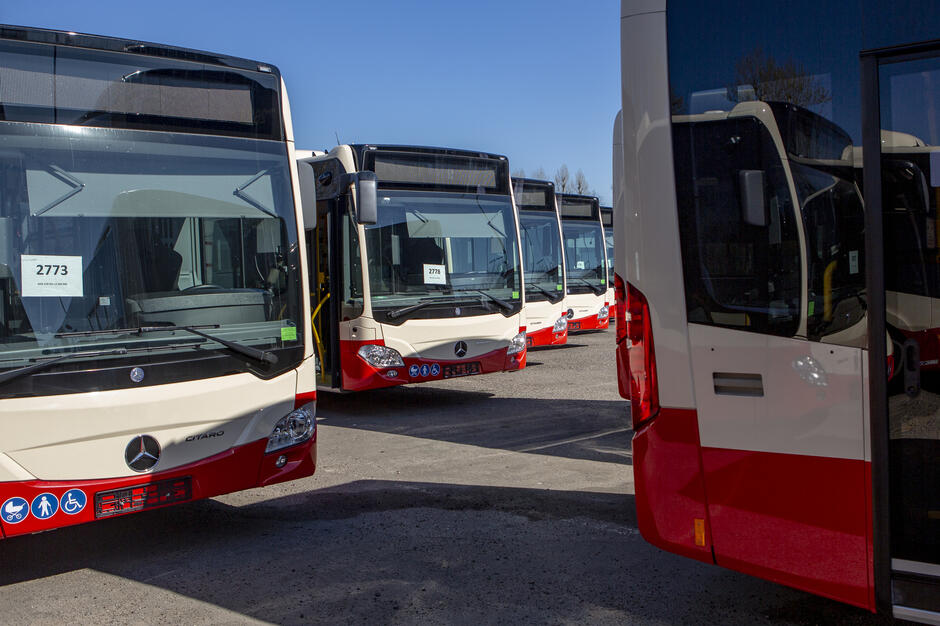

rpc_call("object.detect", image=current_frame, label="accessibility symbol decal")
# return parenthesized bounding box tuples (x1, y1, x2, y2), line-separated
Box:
(60, 489, 87, 515)
(31, 492, 58, 520)
(2, 497, 29, 524)
(409, 365, 420, 378)
(419, 364, 430, 377)
(430, 363, 441, 376)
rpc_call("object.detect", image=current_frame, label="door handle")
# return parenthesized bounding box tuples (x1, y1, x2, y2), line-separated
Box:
(713, 372, 764, 397)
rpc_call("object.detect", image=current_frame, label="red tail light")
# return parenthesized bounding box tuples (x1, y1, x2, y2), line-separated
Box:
(626, 281, 659, 427)
(614, 273, 627, 344)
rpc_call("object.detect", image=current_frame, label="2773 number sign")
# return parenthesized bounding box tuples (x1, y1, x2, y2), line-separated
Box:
(35, 264, 69, 276)
(20, 254, 83, 297)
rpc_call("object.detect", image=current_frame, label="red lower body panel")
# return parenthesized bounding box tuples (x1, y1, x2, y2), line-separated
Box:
(701, 448, 872, 610)
(0, 436, 316, 539)
(633, 407, 874, 610)
(633, 408, 713, 563)
(526, 325, 567, 348)
(341, 339, 525, 392)
(568, 313, 609, 332)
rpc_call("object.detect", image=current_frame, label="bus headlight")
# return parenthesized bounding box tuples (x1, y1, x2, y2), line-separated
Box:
(507, 331, 527, 355)
(357, 344, 405, 367)
(266, 404, 315, 453)
(553, 316, 568, 333)
(598, 305, 610, 320)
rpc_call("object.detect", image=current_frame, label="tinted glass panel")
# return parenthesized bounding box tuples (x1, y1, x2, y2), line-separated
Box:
(365, 151, 507, 194)
(673, 115, 801, 336)
(0, 40, 282, 139)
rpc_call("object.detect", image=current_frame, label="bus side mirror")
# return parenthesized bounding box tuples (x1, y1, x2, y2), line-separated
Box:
(739, 170, 768, 227)
(342, 172, 378, 225)
(296, 159, 318, 230)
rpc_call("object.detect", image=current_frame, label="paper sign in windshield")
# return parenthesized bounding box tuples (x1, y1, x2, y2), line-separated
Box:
(21, 255, 83, 297)
(423, 264, 446, 285)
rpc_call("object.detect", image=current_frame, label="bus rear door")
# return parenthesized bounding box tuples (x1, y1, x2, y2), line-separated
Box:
(863, 43, 940, 621)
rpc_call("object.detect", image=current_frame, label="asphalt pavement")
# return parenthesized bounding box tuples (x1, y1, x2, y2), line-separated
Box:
(0, 330, 901, 624)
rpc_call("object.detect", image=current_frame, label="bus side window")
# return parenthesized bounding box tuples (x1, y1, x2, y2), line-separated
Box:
(675, 117, 801, 336)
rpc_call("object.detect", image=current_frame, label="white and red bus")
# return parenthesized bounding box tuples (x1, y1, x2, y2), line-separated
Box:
(515, 178, 568, 348)
(297, 145, 527, 392)
(618, 1, 939, 620)
(600, 205, 616, 324)
(559, 194, 610, 332)
(0, 26, 318, 538)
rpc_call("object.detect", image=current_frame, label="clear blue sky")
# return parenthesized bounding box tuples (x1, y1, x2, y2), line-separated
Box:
(1, 1, 620, 203)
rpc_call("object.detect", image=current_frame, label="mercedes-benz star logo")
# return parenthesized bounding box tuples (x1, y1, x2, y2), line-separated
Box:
(125, 435, 161, 472)
(454, 341, 468, 358)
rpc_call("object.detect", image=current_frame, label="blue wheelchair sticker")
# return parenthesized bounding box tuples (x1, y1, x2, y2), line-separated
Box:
(430, 363, 441, 376)
(60, 489, 87, 515)
(31, 492, 58, 520)
(2, 497, 29, 524)
(419, 364, 430, 377)
(409, 365, 420, 377)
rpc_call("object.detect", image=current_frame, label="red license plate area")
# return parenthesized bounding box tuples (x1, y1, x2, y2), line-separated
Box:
(443, 362, 481, 378)
(95, 477, 192, 518)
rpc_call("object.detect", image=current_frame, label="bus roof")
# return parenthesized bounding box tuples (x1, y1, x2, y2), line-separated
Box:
(349, 144, 507, 163)
(0, 23, 280, 75)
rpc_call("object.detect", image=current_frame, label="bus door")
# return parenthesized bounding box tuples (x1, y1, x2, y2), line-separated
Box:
(864, 43, 940, 620)
(300, 157, 367, 390)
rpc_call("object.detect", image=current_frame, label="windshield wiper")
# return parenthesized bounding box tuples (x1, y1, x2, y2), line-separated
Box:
(0, 347, 128, 386)
(387, 297, 460, 320)
(458, 289, 514, 312)
(572, 277, 605, 295)
(57, 325, 278, 365)
(137, 326, 278, 365)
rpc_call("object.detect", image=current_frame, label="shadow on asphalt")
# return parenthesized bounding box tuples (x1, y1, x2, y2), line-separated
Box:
(0, 480, 892, 625)
(317, 387, 631, 465)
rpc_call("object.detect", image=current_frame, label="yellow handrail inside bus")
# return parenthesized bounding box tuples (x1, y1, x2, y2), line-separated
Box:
(311, 292, 331, 362)
(823, 260, 837, 321)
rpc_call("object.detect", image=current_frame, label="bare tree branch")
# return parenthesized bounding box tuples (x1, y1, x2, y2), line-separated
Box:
(554, 165, 570, 194)
(734, 47, 831, 107)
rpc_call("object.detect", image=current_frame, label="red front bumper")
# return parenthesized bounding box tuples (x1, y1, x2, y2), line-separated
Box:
(341, 340, 525, 391)
(568, 313, 609, 332)
(0, 435, 316, 539)
(526, 325, 567, 348)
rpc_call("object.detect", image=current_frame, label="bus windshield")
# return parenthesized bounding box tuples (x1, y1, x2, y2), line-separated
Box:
(519, 210, 564, 303)
(563, 220, 606, 293)
(364, 190, 522, 321)
(0, 124, 303, 384)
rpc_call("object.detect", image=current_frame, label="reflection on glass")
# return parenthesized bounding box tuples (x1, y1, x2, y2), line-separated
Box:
(519, 211, 564, 303)
(364, 190, 521, 320)
(0, 123, 302, 379)
(880, 59, 940, 566)
(562, 221, 606, 294)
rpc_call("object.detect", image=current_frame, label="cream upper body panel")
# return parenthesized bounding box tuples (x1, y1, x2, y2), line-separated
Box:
(0, 370, 296, 481)
(371, 312, 522, 360)
(524, 299, 565, 332)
